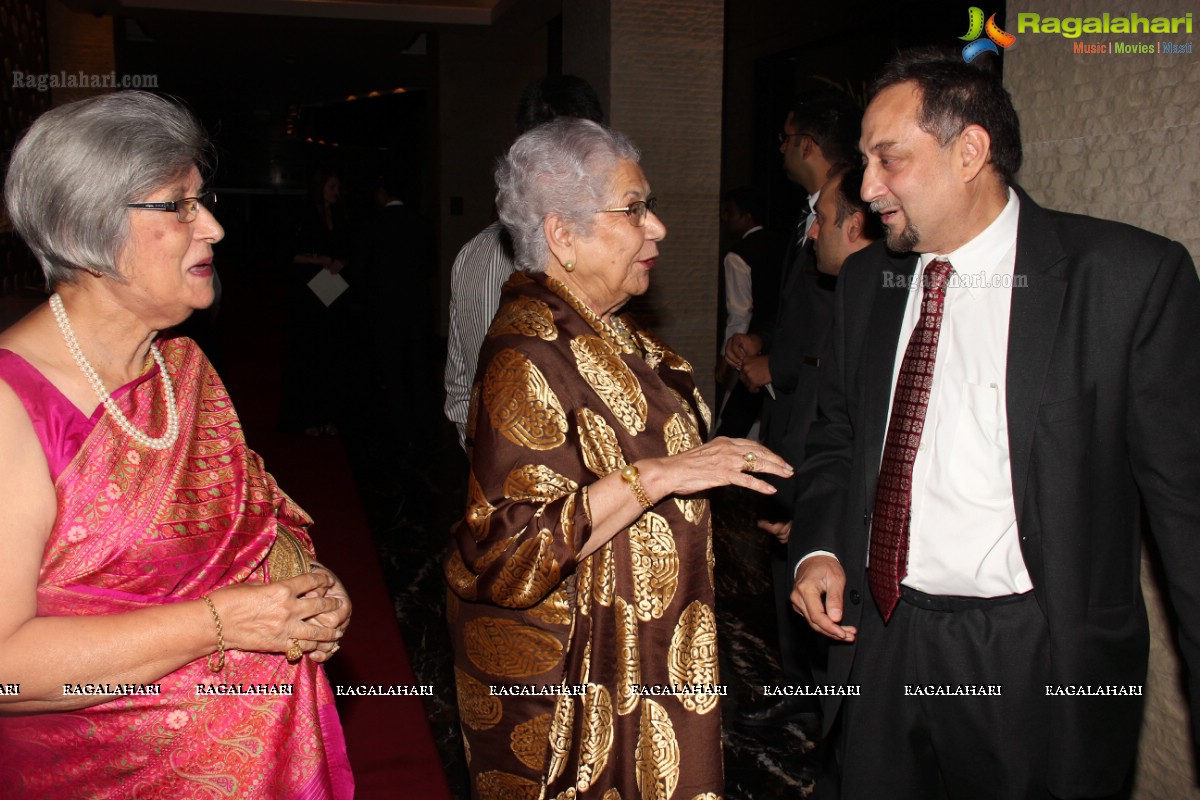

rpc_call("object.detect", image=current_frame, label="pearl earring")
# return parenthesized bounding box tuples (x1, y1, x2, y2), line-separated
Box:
(564, 261, 576, 272)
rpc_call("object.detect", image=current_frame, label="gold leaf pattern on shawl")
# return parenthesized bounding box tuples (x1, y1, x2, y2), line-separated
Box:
(560, 493, 578, 551)
(570, 335, 648, 436)
(663, 350, 694, 373)
(445, 549, 478, 600)
(476, 770, 541, 800)
(580, 639, 592, 685)
(504, 464, 579, 503)
(592, 541, 616, 607)
(466, 470, 495, 542)
(636, 699, 681, 800)
(629, 512, 680, 621)
(492, 527, 562, 608)
(489, 295, 558, 341)
(634, 330, 665, 370)
(483, 348, 568, 451)
(510, 713, 552, 771)
(454, 667, 503, 731)
(546, 690, 576, 782)
(578, 684, 615, 790)
(693, 388, 712, 432)
(615, 596, 641, 716)
(666, 388, 699, 432)
(527, 584, 572, 627)
(464, 617, 564, 678)
(577, 407, 626, 478)
(663, 413, 707, 524)
(462, 730, 471, 766)
(602, 790, 623, 800)
(691, 795, 721, 800)
(668, 600, 720, 714)
(473, 529, 523, 574)
(576, 553, 593, 617)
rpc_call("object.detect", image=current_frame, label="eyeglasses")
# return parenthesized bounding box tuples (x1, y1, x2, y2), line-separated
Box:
(595, 197, 658, 227)
(127, 191, 217, 223)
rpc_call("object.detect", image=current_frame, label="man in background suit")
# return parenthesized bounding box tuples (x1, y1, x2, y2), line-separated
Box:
(790, 47, 1200, 800)
(725, 91, 860, 727)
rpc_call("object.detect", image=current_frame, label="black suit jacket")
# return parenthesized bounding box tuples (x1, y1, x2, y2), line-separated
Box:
(789, 188, 1200, 796)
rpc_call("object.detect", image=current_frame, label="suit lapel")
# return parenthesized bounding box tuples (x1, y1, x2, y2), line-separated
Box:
(1006, 189, 1068, 587)
(863, 252, 918, 498)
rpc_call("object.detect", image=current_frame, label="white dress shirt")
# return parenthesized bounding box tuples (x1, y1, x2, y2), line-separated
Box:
(889, 188, 1030, 597)
(721, 225, 762, 350)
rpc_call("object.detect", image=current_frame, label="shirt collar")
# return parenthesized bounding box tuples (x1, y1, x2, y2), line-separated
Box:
(742, 225, 764, 239)
(919, 187, 1019, 296)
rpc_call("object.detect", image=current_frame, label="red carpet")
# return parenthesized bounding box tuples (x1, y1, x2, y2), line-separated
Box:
(210, 264, 451, 800)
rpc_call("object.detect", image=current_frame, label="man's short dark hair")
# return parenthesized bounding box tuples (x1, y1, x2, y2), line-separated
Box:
(871, 45, 1022, 184)
(829, 163, 884, 241)
(790, 89, 861, 170)
(723, 186, 763, 224)
(515, 75, 604, 134)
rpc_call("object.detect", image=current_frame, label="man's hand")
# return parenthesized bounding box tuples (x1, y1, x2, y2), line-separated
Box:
(740, 354, 772, 390)
(791, 555, 857, 641)
(724, 333, 763, 370)
(756, 519, 791, 544)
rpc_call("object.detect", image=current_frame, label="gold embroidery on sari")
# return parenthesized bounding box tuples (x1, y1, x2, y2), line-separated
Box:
(466, 470, 495, 542)
(445, 549, 479, 600)
(483, 348, 568, 451)
(629, 512, 679, 621)
(668, 601, 720, 714)
(454, 667, 503, 730)
(592, 540, 616, 607)
(492, 527, 562, 608)
(570, 335, 648, 436)
(577, 408, 625, 478)
(503, 464, 579, 503)
(578, 684, 615, 790)
(473, 529, 523, 574)
(528, 585, 573, 628)
(510, 713, 552, 771)
(464, 617, 563, 678)
(636, 698, 680, 800)
(560, 493, 578, 551)
(546, 691, 576, 782)
(489, 295, 558, 341)
(615, 596, 641, 716)
(476, 770, 541, 800)
(693, 388, 712, 431)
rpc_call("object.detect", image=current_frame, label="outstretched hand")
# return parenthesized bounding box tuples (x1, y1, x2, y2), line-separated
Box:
(641, 436, 793, 500)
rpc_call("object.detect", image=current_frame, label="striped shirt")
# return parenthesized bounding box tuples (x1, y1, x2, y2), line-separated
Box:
(443, 221, 518, 449)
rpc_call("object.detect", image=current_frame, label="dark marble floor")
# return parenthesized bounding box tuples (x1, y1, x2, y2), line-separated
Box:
(340, 414, 827, 799)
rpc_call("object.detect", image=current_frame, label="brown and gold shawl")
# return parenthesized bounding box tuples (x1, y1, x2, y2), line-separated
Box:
(445, 271, 723, 800)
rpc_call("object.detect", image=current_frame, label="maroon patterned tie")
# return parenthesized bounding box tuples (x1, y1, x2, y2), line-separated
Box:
(869, 258, 955, 621)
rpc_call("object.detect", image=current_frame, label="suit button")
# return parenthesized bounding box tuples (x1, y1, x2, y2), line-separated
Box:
(862, 510, 870, 526)
(849, 590, 862, 605)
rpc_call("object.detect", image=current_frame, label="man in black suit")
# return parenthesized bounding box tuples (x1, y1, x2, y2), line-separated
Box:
(790, 47, 1200, 800)
(726, 91, 861, 727)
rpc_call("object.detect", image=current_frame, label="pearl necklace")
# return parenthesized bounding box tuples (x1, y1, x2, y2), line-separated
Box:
(49, 293, 180, 450)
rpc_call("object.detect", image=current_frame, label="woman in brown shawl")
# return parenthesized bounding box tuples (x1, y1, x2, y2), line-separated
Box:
(445, 118, 793, 800)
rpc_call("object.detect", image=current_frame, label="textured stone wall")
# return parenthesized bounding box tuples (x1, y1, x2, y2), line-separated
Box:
(1004, 3, 1200, 796)
(565, 0, 725, 402)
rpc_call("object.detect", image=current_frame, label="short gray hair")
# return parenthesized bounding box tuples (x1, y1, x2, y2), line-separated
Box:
(4, 91, 212, 288)
(495, 118, 640, 272)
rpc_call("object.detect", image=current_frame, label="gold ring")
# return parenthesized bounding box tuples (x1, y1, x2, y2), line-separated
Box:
(286, 639, 302, 662)
(330, 643, 341, 655)
(742, 451, 758, 472)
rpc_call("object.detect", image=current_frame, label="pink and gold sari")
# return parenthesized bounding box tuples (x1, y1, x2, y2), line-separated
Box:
(0, 337, 353, 799)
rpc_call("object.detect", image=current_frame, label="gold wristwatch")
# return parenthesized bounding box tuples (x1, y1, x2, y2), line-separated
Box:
(620, 463, 653, 510)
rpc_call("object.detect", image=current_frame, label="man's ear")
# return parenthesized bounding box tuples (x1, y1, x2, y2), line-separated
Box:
(845, 210, 864, 243)
(958, 124, 992, 182)
(544, 213, 576, 267)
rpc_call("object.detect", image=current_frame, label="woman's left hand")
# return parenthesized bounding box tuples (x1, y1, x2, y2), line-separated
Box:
(303, 562, 351, 662)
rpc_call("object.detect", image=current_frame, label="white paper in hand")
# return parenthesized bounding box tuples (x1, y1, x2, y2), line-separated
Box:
(308, 269, 349, 307)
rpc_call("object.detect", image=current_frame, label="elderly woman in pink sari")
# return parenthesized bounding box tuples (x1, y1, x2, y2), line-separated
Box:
(0, 92, 354, 798)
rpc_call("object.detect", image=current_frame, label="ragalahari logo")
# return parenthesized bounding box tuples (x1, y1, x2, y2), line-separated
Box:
(960, 7, 1016, 62)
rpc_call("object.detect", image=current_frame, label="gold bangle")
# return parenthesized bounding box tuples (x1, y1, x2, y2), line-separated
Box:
(620, 463, 653, 511)
(202, 595, 225, 673)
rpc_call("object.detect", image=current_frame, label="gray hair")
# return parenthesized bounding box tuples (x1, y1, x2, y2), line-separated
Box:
(495, 118, 640, 272)
(3, 91, 212, 288)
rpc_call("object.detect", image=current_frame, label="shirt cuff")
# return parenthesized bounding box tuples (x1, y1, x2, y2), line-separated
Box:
(794, 550, 839, 579)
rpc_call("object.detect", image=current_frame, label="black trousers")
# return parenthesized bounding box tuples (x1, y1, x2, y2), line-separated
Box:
(839, 587, 1053, 800)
